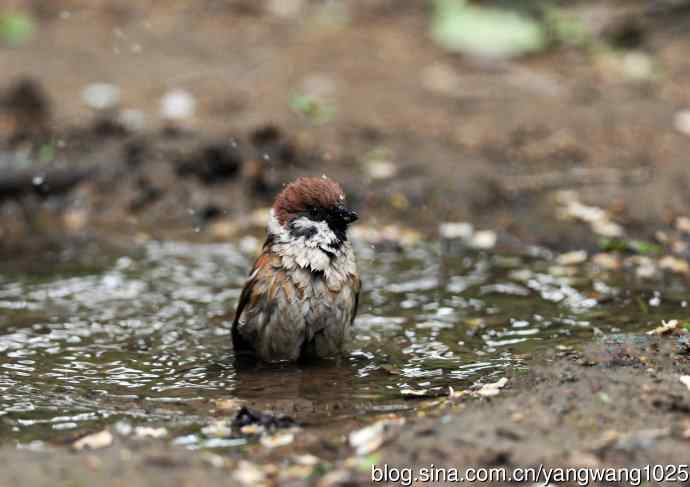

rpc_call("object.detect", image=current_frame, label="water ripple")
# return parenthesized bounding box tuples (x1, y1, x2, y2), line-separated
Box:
(0, 241, 685, 447)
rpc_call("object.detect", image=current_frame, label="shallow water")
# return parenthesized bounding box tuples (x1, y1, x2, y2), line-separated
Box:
(0, 239, 686, 448)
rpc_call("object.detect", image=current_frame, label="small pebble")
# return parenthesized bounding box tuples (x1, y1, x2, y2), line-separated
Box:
(674, 109, 690, 136)
(439, 222, 473, 240)
(470, 230, 497, 249)
(622, 51, 654, 81)
(676, 216, 690, 234)
(82, 83, 120, 110)
(160, 89, 196, 120)
(366, 160, 397, 179)
(118, 109, 146, 131)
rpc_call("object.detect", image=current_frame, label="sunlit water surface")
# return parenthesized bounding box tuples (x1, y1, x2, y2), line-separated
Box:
(0, 240, 686, 448)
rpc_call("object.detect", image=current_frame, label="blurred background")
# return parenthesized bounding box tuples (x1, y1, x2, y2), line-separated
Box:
(1, 0, 690, 253)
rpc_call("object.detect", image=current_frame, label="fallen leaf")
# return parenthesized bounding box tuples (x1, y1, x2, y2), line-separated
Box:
(72, 430, 113, 451)
(202, 420, 233, 437)
(260, 432, 294, 448)
(233, 460, 266, 485)
(556, 250, 588, 266)
(349, 418, 405, 456)
(470, 230, 497, 250)
(293, 454, 320, 466)
(134, 426, 167, 439)
(240, 424, 264, 435)
(431, 0, 546, 59)
(511, 412, 525, 422)
(677, 216, 690, 234)
(591, 253, 621, 271)
(213, 398, 243, 412)
(439, 222, 473, 240)
(659, 256, 690, 275)
(400, 388, 429, 397)
(448, 386, 469, 399)
(647, 320, 678, 336)
(476, 377, 508, 397)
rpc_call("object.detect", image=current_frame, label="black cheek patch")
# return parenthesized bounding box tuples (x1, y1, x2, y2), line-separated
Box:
(289, 222, 317, 240)
(328, 223, 348, 245)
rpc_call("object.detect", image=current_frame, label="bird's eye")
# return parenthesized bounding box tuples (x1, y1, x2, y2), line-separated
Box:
(308, 207, 320, 218)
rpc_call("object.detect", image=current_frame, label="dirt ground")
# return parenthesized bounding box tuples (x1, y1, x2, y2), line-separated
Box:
(3, 0, 690, 251)
(2, 332, 689, 486)
(3, 0, 690, 485)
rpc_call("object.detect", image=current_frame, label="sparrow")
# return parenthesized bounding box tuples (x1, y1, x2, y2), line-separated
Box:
(232, 176, 360, 363)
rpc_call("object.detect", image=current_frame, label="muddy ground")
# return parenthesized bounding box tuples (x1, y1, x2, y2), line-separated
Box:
(2, 0, 690, 485)
(2, 0, 690, 251)
(2, 333, 690, 486)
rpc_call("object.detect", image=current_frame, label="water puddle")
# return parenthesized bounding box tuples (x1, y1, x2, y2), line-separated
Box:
(0, 239, 686, 448)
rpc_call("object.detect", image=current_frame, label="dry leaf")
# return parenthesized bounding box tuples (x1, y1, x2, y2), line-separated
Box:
(260, 432, 294, 448)
(233, 460, 266, 485)
(400, 388, 429, 397)
(134, 426, 167, 439)
(557, 250, 588, 266)
(647, 320, 678, 336)
(213, 399, 242, 412)
(349, 418, 405, 456)
(72, 430, 113, 451)
(659, 256, 690, 275)
(476, 377, 508, 397)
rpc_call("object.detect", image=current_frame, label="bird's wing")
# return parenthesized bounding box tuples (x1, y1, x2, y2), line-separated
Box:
(231, 250, 279, 353)
(350, 273, 361, 327)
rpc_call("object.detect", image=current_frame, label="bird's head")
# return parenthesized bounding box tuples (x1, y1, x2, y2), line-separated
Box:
(269, 176, 358, 247)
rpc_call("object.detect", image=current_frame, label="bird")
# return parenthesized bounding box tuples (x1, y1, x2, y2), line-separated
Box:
(232, 176, 360, 363)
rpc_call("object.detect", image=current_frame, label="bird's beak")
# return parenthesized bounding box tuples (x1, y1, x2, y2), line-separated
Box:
(337, 205, 358, 224)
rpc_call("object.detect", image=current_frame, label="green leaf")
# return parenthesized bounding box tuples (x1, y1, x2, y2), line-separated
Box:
(628, 240, 662, 256)
(599, 238, 662, 256)
(542, 6, 591, 47)
(39, 143, 55, 163)
(288, 93, 336, 125)
(431, 0, 546, 59)
(0, 11, 35, 47)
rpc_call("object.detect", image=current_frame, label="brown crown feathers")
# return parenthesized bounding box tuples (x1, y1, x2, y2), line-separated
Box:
(273, 177, 346, 225)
